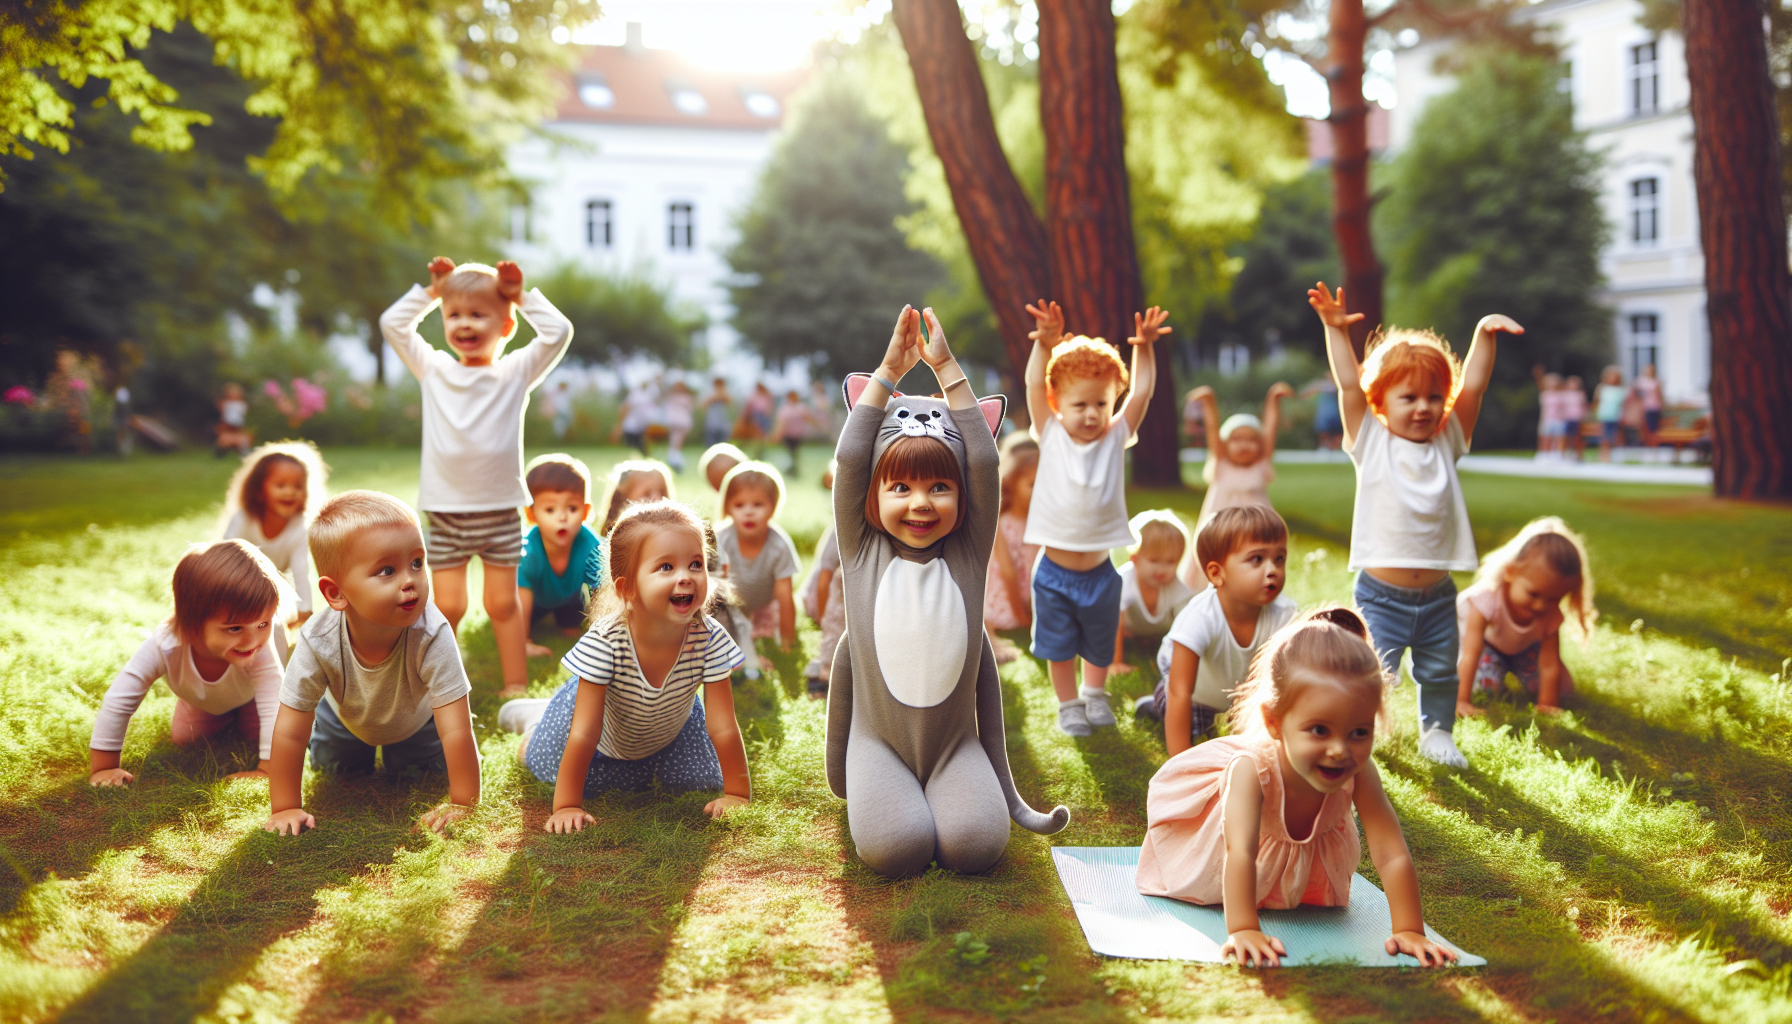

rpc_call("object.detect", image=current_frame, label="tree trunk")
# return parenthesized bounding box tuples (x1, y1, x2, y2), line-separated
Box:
(1327, 0, 1382, 356)
(1037, 0, 1180, 486)
(1685, 0, 1792, 498)
(892, 0, 1052, 376)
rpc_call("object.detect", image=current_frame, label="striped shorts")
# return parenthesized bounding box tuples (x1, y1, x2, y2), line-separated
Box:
(424, 509, 523, 569)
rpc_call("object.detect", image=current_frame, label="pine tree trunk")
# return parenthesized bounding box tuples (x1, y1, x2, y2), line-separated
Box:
(1037, 0, 1180, 486)
(892, 0, 1051, 377)
(1685, 0, 1792, 497)
(1327, 0, 1381, 356)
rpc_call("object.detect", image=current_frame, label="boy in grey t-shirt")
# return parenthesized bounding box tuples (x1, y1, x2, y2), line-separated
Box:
(264, 491, 480, 836)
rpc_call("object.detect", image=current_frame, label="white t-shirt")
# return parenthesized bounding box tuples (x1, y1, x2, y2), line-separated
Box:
(223, 510, 313, 612)
(1119, 562, 1196, 639)
(92, 624, 285, 760)
(1346, 414, 1477, 573)
(1024, 415, 1135, 552)
(1156, 589, 1299, 711)
(379, 285, 573, 512)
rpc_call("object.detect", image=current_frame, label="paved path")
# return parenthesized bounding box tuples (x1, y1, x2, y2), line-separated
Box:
(1180, 449, 1711, 486)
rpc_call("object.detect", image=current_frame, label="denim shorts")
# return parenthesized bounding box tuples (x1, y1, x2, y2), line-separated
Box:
(308, 697, 446, 776)
(1029, 555, 1122, 666)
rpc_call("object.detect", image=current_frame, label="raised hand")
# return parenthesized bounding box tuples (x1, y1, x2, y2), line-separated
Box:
(496, 260, 525, 304)
(1222, 928, 1287, 968)
(919, 308, 955, 368)
(264, 808, 316, 836)
(1307, 282, 1364, 331)
(1385, 930, 1459, 968)
(89, 768, 133, 787)
(426, 256, 456, 298)
(1129, 306, 1171, 347)
(704, 794, 749, 818)
(1477, 313, 1525, 336)
(420, 802, 473, 833)
(1267, 381, 1295, 401)
(878, 305, 923, 382)
(1025, 299, 1065, 349)
(546, 806, 596, 834)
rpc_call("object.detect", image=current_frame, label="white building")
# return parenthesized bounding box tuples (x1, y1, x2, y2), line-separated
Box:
(1393, 0, 1710, 405)
(503, 24, 808, 385)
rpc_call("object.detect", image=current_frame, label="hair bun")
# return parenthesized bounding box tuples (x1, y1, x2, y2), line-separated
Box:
(1307, 604, 1368, 639)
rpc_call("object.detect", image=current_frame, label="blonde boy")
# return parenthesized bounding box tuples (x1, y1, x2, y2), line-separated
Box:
(264, 491, 480, 836)
(1023, 299, 1171, 736)
(379, 258, 573, 699)
(1112, 510, 1197, 673)
(1137, 505, 1296, 755)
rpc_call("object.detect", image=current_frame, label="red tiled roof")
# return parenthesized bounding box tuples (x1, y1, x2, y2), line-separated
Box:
(551, 44, 809, 130)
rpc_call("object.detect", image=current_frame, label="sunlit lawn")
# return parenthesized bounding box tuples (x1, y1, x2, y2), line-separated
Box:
(2, 446, 1790, 1022)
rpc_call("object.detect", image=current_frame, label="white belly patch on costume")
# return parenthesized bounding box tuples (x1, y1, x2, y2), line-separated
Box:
(873, 558, 969, 708)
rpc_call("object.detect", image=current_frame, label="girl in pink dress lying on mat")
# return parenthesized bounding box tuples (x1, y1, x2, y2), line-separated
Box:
(1136, 606, 1458, 969)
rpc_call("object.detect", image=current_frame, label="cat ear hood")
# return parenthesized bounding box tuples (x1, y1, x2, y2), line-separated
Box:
(842, 373, 1006, 478)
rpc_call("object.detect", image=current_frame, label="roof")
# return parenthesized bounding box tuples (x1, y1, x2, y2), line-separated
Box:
(550, 41, 810, 130)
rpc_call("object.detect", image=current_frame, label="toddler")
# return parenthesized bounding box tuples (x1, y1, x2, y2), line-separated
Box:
(1022, 299, 1171, 736)
(702, 378, 734, 448)
(90, 540, 290, 786)
(1561, 376, 1588, 461)
(220, 441, 328, 653)
(498, 500, 751, 830)
(1309, 281, 1516, 768)
(699, 441, 748, 493)
(1112, 510, 1196, 674)
(696, 441, 758, 677)
(1534, 371, 1565, 460)
(264, 491, 481, 835)
(772, 388, 813, 476)
(1457, 517, 1595, 717)
(800, 460, 844, 699)
(215, 382, 251, 458)
(664, 380, 696, 471)
(379, 257, 573, 700)
(985, 433, 1040, 634)
(1137, 506, 1296, 755)
(1595, 366, 1627, 462)
(1181, 382, 1289, 590)
(1137, 607, 1459, 969)
(597, 459, 675, 536)
(716, 461, 800, 650)
(519, 454, 606, 658)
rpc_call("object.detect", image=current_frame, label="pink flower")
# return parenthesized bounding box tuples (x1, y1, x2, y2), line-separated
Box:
(264, 380, 284, 398)
(292, 378, 327, 418)
(3, 385, 33, 405)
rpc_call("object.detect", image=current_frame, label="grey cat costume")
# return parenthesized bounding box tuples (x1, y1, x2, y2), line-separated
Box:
(827, 374, 1069, 877)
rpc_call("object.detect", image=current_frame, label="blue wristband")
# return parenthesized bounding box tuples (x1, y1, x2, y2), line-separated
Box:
(873, 374, 898, 393)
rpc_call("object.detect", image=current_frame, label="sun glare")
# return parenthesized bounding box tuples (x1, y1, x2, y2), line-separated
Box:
(572, 0, 883, 72)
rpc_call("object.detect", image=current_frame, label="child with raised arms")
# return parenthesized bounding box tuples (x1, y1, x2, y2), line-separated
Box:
(1111, 510, 1197, 675)
(1457, 516, 1596, 718)
(1180, 382, 1291, 591)
(1136, 506, 1297, 754)
(264, 491, 480, 835)
(519, 454, 606, 659)
(1023, 299, 1172, 736)
(716, 461, 800, 651)
(90, 541, 291, 786)
(596, 458, 675, 537)
(379, 257, 573, 700)
(219, 441, 328, 652)
(1308, 282, 1518, 768)
(497, 500, 750, 829)
(1138, 607, 1458, 969)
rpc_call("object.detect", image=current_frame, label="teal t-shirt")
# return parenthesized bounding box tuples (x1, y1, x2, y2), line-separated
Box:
(519, 525, 605, 609)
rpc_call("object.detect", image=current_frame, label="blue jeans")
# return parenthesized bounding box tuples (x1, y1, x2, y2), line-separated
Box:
(522, 677, 724, 796)
(308, 697, 446, 776)
(1354, 572, 1460, 735)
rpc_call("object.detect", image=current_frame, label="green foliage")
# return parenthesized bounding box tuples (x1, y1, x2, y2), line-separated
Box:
(1379, 49, 1611, 447)
(726, 80, 944, 378)
(1197, 169, 1341, 361)
(532, 263, 708, 369)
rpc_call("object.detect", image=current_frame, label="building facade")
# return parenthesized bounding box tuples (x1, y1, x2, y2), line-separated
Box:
(1393, 0, 1710, 405)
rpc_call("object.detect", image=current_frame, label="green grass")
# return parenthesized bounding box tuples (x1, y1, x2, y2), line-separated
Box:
(2, 447, 1790, 1022)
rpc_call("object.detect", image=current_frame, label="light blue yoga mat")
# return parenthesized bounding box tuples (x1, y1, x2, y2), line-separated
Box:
(1051, 847, 1485, 967)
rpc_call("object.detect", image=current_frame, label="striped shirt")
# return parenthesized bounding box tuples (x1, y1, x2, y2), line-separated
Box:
(561, 613, 743, 760)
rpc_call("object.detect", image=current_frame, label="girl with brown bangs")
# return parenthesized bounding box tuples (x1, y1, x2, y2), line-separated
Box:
(219, 441, 329, 656)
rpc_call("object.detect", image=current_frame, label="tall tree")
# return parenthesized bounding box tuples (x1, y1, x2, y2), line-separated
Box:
(1683, 0, 1792, 497)
(1325, 0, 1382, 354)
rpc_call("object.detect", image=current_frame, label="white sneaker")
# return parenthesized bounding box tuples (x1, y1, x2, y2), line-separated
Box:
(1058, 701, 1092, 737)
(1133, 693, 1161, 721)
(1082, 690, 1117, 728)
(497, 698, 550, 734)
(1419, 726, 1468, 767)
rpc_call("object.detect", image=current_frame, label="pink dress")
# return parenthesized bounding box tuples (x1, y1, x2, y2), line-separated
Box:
(1137, 733, 1360, 909)
(1198, 456, 1276, 523)
(984, 513, 1038, 630)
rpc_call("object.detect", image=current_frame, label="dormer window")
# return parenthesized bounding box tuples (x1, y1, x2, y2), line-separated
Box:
(667, 79, 708, 115)
(577, 74, 615, 109)
(741, 91, 781, 118)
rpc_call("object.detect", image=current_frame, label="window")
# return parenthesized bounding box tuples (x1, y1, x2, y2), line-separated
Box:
(741, 91, 780, 118)
(1217, 341, 1250, 377)
(577, 74, 615, 109)
(1627, 313, 1660, 381)
(586, 199, 613, 249)
(1558, 60, 1574, 113)
(1630, 177, 1660, 246)
(667, 202, 695, 251)
(667, 79, 708, 116)
(1629, 40, 1659, 115)
(1693, 305, 1711, 392)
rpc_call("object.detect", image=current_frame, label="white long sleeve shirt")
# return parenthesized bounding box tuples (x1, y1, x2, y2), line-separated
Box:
(222, 510, 312, 612)
(92, 624, 285, 761)
(379, 285, 574, 512)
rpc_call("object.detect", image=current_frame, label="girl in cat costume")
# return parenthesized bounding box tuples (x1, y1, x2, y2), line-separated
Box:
(828, 305, 1069, 878)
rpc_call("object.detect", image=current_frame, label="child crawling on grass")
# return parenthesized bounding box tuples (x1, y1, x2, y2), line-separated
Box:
(219, 441, 328, 657)
(1457, 516, 1596, 718)
(1137, 607, 1458, 969)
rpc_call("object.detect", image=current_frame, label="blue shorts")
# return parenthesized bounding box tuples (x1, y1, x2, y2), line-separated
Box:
(1029, 555, 1122, 666)
(308, 697, 446, 776)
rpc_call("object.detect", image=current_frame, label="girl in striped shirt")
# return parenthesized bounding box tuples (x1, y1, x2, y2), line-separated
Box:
(498, 500, 750, 831)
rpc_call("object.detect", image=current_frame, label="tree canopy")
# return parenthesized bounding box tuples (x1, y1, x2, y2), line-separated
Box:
(535, 263, 708, 369)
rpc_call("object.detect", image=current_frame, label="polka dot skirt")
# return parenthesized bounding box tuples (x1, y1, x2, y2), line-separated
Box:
(522, 677, 724, 796)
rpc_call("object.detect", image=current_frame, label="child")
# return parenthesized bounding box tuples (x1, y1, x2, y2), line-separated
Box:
(1022, 298, 1171, 736)
(379, 257, 573, 701)
(716, 461, 800, 650)
(1308, 281, 1517, 768)
(1595, 365, 1626, 462)
(1186, 382, 1291, 524)
(1136, 506, 1297, 755)
(698, 442, 748, 494)
(264, 491, 481, 835)
(985, 434, 1040, 634)
(1112, 510, 1197, 675)
(703, 377, 734, 448)
(497, 500, 750, 830)
(800, 460, 844, 699)
(519, 454, 606, 659)
(597, 459, 676, 536)
(215, 382, 251, 458)
(220, 441, 328, 650)
(1457, 517, 1595, 717)
(1137, 607, 1459, 970)
(613, 378, 661, 456)
(664, 380, 696, 471)
(771, 389, 812, 476)
(90, 541, 290, 786)
(1562, 375, 1588, 461)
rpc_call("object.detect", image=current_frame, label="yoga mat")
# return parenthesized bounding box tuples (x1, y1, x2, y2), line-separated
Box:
(1051, 846, 1485, 967)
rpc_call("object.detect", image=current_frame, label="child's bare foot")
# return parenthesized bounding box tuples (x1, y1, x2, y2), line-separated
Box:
(1535, 703, 1564, 716)
(495, 260, 524, 303)
(427, 256, 455, 297)
(525, 642, 554, 658)
(499, 683, 528, 699)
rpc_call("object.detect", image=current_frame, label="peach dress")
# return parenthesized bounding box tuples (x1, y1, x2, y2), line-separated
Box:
(1136, 732, 1360, 909)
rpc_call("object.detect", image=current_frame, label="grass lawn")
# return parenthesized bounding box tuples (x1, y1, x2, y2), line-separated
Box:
(2, 446, 1790, 1023)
